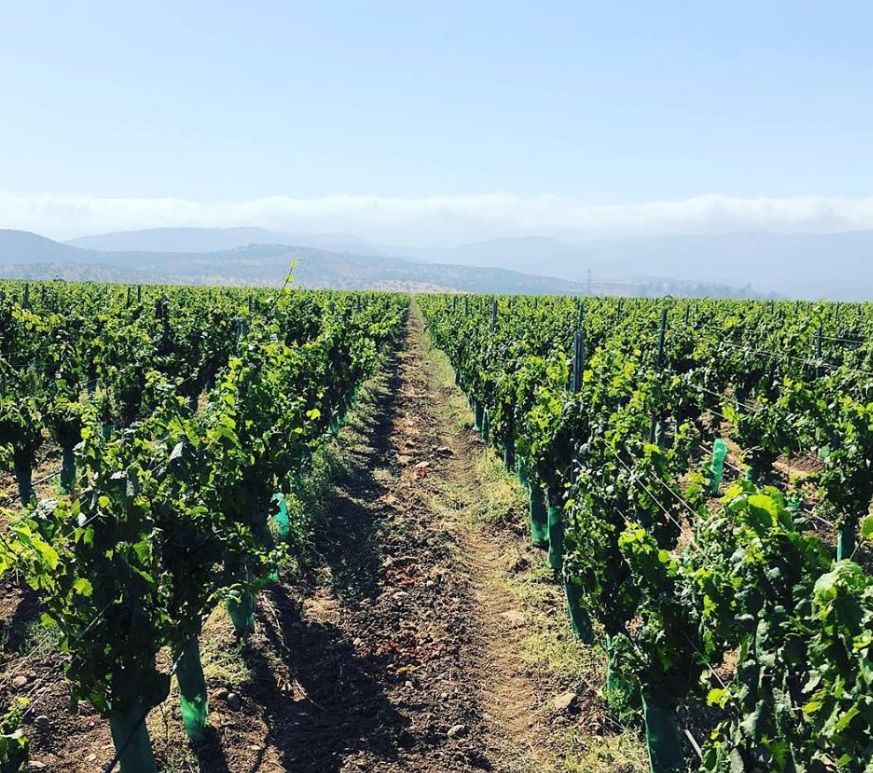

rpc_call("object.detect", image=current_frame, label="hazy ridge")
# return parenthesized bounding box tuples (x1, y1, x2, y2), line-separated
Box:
(5, 225, 863, 298)
(0, 229, 611, 295)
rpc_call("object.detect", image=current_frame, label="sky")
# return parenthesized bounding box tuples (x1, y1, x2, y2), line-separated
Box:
(2, 0, 873, 244)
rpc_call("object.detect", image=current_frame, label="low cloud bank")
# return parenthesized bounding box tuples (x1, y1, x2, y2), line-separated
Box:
(3, 192, 873, 244)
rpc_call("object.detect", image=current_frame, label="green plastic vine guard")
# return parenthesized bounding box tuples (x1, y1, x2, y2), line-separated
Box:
(529, 485, 549, 548)
(481, 409, 490, 444)
(176, 637, 208, 742)
(271, 493, 291, 541)
(226, 589, 255, 635)
(837, 523, 855, 561)
(603, 635, 638, 726)
(517, 454, 530, 488)
(227, 563, 256, 636)
(604, 635, 624, 706)
(708, 438, 727, 495)
(564, 578, 594, 643)
(59, 447, 76, 494)
(109, 701, 157, 773)
(259, 493, 292, 585)
(340, 386, 357, 426)
(474, 401, 484, 431)
(547, 505, 564, 572)
(641, 694, 685, 773)
(503, 443, 513, 472)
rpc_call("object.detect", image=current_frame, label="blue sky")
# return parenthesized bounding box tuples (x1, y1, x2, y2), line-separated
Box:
(2, 1, 873, 242)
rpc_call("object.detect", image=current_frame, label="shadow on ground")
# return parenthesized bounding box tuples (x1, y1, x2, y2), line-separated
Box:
(309, 338, 405, 603)
(194, 337, 411, 772)
(245, 583, 410, 772)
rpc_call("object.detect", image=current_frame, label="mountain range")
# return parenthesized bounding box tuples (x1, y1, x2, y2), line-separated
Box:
(0, 229, 629, 295)
(57, 225, 873, 299)
(384, 233, 873, 300)
(67, 227, 373, 256)
(3, 225, 871, 298)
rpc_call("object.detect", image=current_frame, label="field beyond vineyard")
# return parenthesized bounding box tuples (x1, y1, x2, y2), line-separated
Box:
(1, 282, 872, 773)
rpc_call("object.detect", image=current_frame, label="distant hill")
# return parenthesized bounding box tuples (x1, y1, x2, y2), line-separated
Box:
(0, 230, 86, 263)
(66, 227, 377, 255)
(0, 230, 616, 295)
(573, 231, 873, 301)
(133, 243, 604, 294)
(26, 225, 872, 297)
(62, 227, 777, 298)
(384, 231, 873, 300)
(400, 236, 581, 275)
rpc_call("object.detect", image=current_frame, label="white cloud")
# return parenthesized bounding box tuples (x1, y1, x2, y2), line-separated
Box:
(3, 192, 873, 245)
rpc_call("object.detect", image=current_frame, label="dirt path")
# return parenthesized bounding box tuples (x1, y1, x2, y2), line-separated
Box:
(2, 303, 644, 772)
(239, 304, 558, 773)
